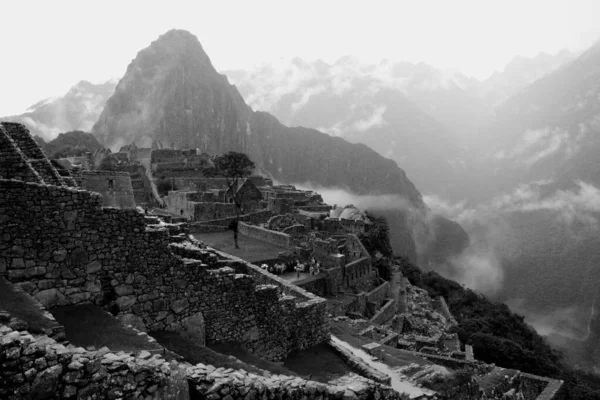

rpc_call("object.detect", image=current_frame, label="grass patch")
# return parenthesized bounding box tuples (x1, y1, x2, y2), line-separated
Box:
(0, 278, 59, 333)
(192, 231, 285, 263)
(51, 304, 161, 352)
(283, 343, 354, 383)
(151, 331, 296, 376)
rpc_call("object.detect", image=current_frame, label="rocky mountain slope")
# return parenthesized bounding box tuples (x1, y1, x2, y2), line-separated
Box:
(480, 50, 574, 107)
(477, 43, 600, 194)
(92, 29, 468, 262)
(1, 80, 116, 141)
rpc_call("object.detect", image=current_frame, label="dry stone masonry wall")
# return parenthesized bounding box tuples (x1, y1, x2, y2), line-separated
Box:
(1, 122, 66, 187)
(75, 170, 136, 209)
(0, 124, 46, 184)
(0, 179, 328, 361)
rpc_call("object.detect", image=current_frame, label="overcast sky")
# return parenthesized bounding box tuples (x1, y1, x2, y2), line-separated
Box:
(1, 0, 599, 115)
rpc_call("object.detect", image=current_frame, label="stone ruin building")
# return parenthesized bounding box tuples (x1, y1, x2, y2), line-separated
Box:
(0, 122, 564, 399)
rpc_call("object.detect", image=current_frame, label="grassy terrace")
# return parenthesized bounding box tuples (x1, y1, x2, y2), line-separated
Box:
(0, 278, 60, 334)
(51, 304, 162, 352)
(192, 231, 286, 263)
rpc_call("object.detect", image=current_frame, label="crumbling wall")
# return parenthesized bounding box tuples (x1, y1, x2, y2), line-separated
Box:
(366, 281, 390, 307)
(0, 325, 180, 400)
(369, 299, 397, 325)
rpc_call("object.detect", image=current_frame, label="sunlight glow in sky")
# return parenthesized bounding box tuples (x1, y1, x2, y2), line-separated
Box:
(1, 0, 599, 115)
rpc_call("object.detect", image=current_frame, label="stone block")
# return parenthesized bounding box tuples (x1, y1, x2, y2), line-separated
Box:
(117, 313, 147, 332)
(180, 312, 205, 346)
(86, 260, 102, 274)
(70, 248, 89, 266)
(153, 299, 166, 312)
(34, 288, 68, 308)
(116, 295, 137, 311)
(115, 284, 134, 296)
(171, 299, 189, 314)
(11, 258, 25, 269)
(29, 365, 63, 399)
(52, 250, 67, 262)
(85, 280, 102, 293)
(70, 292, 91, 304)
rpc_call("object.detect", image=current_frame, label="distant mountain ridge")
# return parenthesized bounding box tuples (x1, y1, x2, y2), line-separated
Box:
(222, 51, 573, 199)
(0, 79, 116, 141)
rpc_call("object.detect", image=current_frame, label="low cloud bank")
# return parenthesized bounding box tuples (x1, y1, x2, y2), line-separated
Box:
(294, 183, 413, 212)
(426, 180, 600, 337)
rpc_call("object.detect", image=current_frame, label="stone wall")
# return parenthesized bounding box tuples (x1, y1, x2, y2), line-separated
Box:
(165, 190, 237, 220)
(171, 177, 230, 190)
(296, 275, 328, 297)
(0, 325, 184, 400)
(296, 204, 332, 212)
(2, 122, 66, 187)
(345, 234, 370, 263)
(238, 222, 291, 248)
(0, 124, 44, 184)
(366, 281, 390, 307)
(344, 257, 373, 287)
(520, 374, 564, 400)
(189, 210, 272, 228)
(0, 321, 560, 400)
(267, 197, 294, 214)
(75, 170, 137, 209)
(369, 299, 397, 325)
(0, 179, 327, 361)
(437, 296, 458, 325)
(187, 361, 406, 400)
(117, 164, 154, 205)
(323, 218, 368, 235)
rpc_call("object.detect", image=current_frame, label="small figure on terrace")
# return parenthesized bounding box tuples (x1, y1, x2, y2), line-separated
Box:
(295, 261, 305, 278)
(228, 219, 239, 249)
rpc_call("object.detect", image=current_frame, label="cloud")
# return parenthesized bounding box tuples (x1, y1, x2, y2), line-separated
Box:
(447, 248, 504, 296)
(290, 85, 327, 112)
(293, 182, 413, 211)
(506, 299, 587, 339)
(19, 117, 62, 141)
(426, 180, 600, 339)
(316, 105, 388, 137)
(351, 105, 387, 132)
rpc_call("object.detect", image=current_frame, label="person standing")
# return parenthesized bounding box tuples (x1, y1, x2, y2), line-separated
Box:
(229, 219, 239, 249)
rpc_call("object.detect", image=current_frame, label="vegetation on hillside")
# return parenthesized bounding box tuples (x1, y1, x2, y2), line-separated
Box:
(359, 214, 393, 258)
(395, 255, 600, 399)
(43, 130, 104, 158)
